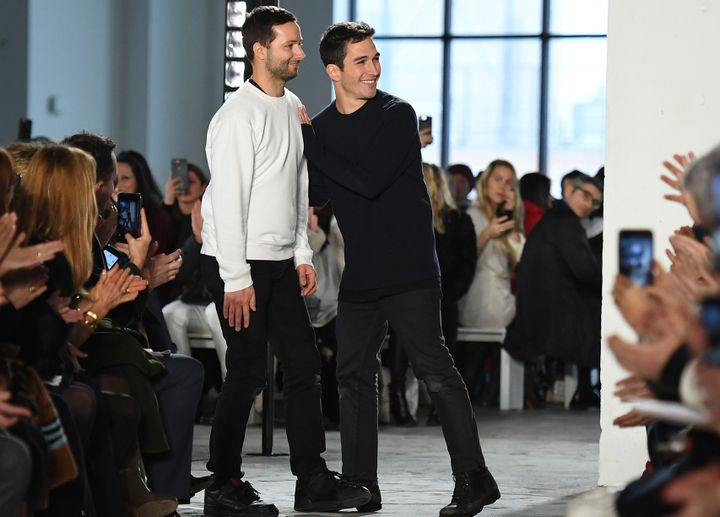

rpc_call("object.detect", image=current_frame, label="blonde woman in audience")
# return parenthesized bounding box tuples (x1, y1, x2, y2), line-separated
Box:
(460, 159, 524, 330)
(458, 160, 524, 405)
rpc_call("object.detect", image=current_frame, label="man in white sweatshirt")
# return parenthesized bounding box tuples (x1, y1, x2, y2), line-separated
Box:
(199, 6, 370, 517)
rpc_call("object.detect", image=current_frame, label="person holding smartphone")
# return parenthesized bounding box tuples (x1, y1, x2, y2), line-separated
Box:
(299, 21, 500, 517)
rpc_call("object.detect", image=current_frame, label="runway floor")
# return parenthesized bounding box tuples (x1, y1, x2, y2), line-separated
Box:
(181, 406, 602, 516)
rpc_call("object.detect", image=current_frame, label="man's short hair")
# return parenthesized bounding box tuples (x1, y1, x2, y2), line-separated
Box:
(568, 173, 602, 198)
(62, 132, 116, 183)
(242, 6, 296, 61)
(447, 163, 475, 188)
(561, 169, 584, 189)
(319, 22, 375, 69)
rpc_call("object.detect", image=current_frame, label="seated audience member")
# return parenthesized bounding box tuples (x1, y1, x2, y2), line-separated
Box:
(162, 199, 228, 372)
(65, 132, 206, 509)
(116, 150, 171, 255)
(422, 162, 477, 422)
(568, 147, 720, 516)
(458, 159, 524, 405)
(504, 172, 602, 409)
(518, 172, 552, 236)
(447, 163, 476, 211)
(306, 205, 344, 427)
(163, 162, 209, 253)
(583, 167, 605, 266)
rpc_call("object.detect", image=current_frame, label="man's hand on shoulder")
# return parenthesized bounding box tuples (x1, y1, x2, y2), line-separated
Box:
(298, 105, 312, 126)
(224, 285, 256, 331)
(297, 264, 317, 297)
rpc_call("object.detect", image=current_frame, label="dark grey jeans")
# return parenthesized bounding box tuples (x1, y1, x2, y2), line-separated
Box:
(336, 287, 486, 481)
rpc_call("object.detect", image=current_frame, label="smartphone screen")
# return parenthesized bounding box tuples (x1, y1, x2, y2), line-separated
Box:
(171, 158, 189, 192)
(116, 192, 142, 240)
(418, 115, 432, 134)
(103, 248, 121, 269)
(619, 230, 653, 286)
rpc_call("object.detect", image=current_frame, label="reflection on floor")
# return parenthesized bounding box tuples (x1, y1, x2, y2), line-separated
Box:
(183, 407, 601, 516)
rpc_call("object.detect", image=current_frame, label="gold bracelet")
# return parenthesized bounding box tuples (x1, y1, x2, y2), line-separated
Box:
(82, 310, 99, 329)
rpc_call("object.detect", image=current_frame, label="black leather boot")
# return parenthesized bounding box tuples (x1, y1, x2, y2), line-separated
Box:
(389, 384, 417, 426)
(294, 469, 371, 512)
(439, 467, 500, 517)
(354, 479, 382, 512)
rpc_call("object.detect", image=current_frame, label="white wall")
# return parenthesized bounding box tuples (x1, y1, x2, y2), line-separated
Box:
(0, 0, 29, 146)
(600, 0, 720, 486)
(24, 0, 224, 183)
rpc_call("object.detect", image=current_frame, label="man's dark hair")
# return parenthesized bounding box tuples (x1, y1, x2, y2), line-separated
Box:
(519, 172, 552, 209)
(319, 21, 375, 69)
(242, 6, 296, 61)
(568, 172, 602, 194)
(62, 132, 116, 183)
(447, 163, 475, 189)
(560, 169, 584, 189)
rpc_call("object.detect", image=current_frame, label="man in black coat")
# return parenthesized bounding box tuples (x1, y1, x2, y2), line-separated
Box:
(504, 173, 602, 404)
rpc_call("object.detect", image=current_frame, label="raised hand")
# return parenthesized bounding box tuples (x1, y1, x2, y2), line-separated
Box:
(0, 235, 64, 277)
(146, 248, 182, 289)
(660, 151, 696, 206)
(3, 265, 49, 309)
(124, 208, 152, 269)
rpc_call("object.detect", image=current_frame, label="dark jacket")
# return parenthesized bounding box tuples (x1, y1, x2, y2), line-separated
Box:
(503, 201, 602, 367)
(435, 208, 477, 303)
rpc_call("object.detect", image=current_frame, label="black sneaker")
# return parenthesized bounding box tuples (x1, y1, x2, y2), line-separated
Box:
(204, 479, 278, 516)
(294, 469, 372, 512)
(439, 468, 500, 517)
(355, 479, 382, 512)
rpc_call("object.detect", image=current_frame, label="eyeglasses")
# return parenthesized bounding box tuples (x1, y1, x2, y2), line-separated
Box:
(574, 186, 602, 209)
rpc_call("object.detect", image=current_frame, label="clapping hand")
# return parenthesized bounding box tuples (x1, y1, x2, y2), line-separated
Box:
(660, 151, 695, 207)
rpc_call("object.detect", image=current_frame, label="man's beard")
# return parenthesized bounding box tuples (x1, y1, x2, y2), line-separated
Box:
(267, 58, 298, 82)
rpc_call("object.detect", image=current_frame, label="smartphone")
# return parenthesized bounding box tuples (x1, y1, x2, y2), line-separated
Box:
(103, 247, 123, 270)
(495, 202, 514, 220)
(618, 229, 653, 286)
(17, 118, 32, 141)
(418, 115, 432, 134)
(171, 158, 189, 193)
(116, 192, 142, 241)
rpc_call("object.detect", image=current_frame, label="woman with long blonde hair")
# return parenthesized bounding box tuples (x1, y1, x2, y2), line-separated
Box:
(15, 144, 97, 293)
(459, 159, 525, 330)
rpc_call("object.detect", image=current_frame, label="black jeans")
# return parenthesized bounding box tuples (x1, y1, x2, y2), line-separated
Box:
(201, 255, 326, 482)
(336, 287, 486, 480)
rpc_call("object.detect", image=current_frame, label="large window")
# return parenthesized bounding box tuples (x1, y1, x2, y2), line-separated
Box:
(333, 0, 607, 195)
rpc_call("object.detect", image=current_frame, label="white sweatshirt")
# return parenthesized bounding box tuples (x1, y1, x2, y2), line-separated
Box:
(201, 81, 312, 292)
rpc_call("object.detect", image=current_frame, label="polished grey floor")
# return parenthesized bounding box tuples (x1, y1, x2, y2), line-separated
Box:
(183, 407, 600, 517)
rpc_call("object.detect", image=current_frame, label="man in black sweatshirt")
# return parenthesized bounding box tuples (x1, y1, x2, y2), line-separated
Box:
(299, 21, 500, 517)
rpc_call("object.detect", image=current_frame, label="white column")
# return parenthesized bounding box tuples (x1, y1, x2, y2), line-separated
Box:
(600, 0, 720, 486)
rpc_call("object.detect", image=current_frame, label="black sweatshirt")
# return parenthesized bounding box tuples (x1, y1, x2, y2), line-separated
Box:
(302, 90, 439, 301)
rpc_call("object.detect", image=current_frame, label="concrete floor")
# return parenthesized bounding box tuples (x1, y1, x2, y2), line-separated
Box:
(182, 407, 601, 517)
